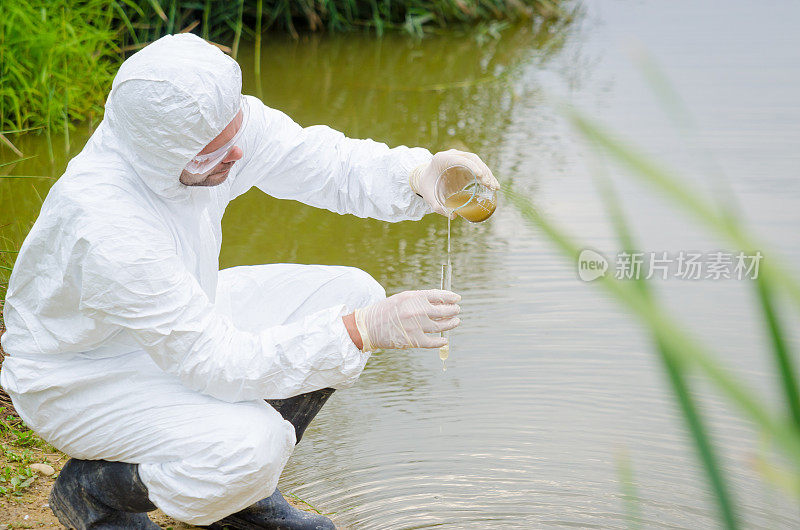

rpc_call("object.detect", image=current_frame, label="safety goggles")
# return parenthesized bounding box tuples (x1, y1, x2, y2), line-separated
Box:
(183, 97, 249, 176)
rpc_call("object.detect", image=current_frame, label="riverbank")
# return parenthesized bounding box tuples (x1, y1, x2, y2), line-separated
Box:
(0, 0, 572, 136)
(0, 412, 194, 528)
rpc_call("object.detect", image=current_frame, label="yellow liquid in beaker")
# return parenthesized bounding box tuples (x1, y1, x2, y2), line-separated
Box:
(444, 189, 497, 223)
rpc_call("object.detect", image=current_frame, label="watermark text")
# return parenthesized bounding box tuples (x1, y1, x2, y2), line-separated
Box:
(577, 250, 762, 282)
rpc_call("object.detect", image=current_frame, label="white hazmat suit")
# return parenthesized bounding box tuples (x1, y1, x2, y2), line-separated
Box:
(0, 33, 433, 524)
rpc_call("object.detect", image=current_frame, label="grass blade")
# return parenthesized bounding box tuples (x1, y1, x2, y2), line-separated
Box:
(615, 448, 642, 530)
(146, 0, 168, 23)
(202, 0, 212, 40)
(601, 178, 739, 528)
(0, 175, 55, 179)
(112, 0, 140, 45)
(231, 0, 244, 59)
(755, 276, 800, 431)
(0, 127, 44, 135)
(254, 0, 263, 97)
(660, 345, 738, 528)
(0, 155, 36, 168)
(0, 134, 24, 157)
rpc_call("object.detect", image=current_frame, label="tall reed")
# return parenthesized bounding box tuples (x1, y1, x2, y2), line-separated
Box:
(113, 0, 566, 51)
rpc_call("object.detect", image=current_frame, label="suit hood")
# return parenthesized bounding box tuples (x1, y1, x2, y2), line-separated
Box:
(103, 33, 242, 199)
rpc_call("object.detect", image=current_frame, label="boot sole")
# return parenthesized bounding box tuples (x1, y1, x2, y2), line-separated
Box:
(206, 516, 300, 530)
(205, 515, 308, 530)
(49, 480, 81, 529)
(207, 516, 269, 529)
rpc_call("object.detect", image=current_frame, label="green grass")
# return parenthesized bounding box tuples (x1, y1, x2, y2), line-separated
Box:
(0, 235, 17, 330)
(0, 1, 120, 138)
(0, 408, 58, 497)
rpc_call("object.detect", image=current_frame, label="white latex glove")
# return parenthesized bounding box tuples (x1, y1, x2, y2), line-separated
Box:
(353, 290, 461, 351)
(409, 149, 500, 217)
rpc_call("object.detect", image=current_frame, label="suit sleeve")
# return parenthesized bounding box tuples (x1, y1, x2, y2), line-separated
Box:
(78, 229, 368, 402)
(227, 96, 433, 221)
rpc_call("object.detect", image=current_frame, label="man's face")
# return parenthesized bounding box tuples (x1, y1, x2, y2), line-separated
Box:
(179, 111, 245, 187)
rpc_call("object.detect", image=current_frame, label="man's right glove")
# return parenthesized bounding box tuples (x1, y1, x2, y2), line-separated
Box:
(353, 290, 461, 351)
(409, 149, 499, 218)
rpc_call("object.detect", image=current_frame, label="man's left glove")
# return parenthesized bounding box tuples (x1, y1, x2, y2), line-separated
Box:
(353, 290, 461, 351)
(409, 149, 499, 217)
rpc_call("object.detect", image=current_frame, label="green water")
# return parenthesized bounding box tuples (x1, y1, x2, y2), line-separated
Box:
(3, 2, 800, 527)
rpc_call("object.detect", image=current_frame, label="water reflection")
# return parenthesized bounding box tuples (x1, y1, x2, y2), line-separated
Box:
(237, 20, 575, 158)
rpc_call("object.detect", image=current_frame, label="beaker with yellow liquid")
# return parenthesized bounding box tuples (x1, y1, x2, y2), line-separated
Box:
(436, 165, 497, 371)
(434, 165, 497, 223)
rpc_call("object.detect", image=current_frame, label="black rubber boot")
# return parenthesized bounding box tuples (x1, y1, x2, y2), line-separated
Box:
(266, 387, 335, 444)
(49, 458, 159, 529)
(207, 488, 335, 530)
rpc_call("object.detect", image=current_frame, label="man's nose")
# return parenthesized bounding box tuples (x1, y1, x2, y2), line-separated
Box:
(224, 146, 244, 163)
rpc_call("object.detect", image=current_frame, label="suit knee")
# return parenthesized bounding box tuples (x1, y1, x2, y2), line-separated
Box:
(139, 410, 295, 525)
(197, 410, 294, 496)
(232, 417, 295, 482)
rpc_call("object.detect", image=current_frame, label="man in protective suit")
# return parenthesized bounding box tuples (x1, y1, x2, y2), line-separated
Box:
(0, 34, 497, 528)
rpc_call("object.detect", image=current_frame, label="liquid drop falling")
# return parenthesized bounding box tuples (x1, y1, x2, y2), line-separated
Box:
(439, 215, 452, 372)
(439, 343, 449, 372)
